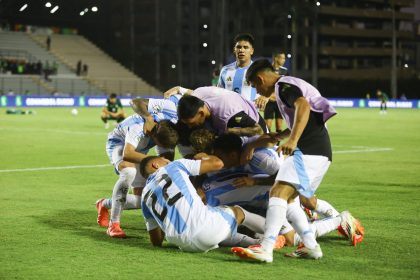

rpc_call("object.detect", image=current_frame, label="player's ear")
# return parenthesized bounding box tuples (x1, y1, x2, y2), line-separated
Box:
(152, 162, 159, 169)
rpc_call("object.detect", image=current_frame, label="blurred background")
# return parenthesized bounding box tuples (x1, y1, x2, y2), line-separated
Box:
(0, 0, 419, 98)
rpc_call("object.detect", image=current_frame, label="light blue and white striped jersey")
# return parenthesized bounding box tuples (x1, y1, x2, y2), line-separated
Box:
(142, 159, 209, 245)
(203, 148, 281, 208)
(217, 61, 258, 102)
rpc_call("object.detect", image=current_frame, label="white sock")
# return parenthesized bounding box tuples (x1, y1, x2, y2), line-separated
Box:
(287, 200, 318, 249)
(110, 167, 136, 223)
(102, 198, 112, 209)
(124, 194, 141, 210)
(261, 197, 288, 252)
(315, 199, 339, 217)
(293, 216, 341, 245)
(279, 220, 294, 235)
(220, 233, 259, 247)
(312, 216, 341, 237)
(240, 207, 265, 234)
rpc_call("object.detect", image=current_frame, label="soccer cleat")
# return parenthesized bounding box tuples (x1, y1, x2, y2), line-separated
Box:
(106, 222, 126, 238)
(303, 207, 319, 222)
(285, 244, 323, 259)
(95, 198, 109, 227)
(231, 245, 273, 263)
(339, 211, 362, 246)
(273, 235, 286, 251)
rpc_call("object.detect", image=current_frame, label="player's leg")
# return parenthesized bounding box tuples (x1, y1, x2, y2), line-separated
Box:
(101, 112, 110, 128)
(300, 195, 340, 218)
(107, 161, 136, 238)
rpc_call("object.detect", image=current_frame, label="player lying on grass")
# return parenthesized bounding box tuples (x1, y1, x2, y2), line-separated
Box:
(190, 132, 363, 248)
(95, 98, 179, 238)
(139, 154, 285, 252)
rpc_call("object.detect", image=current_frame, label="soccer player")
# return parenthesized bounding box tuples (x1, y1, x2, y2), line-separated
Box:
(376, 89, 389, 114)
(101, 93, 127, 129)
(139, 154, 273, 252)
(164, 86, 268, 136)
(231, 59, 358, 262)
(96, 99, 179, 238)
(264, 51, 287, 132)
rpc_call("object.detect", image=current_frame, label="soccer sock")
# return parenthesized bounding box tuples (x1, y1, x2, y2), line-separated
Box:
(279, 220, 294, 235)
(110, 167, 136, 224)
(315, 199, 340, 218)
(219, 233, 259, 247)
(312, 216, 341, 237)
(124, 194, 141, 210)
(261, 197, 288, 252)
(293, 216, 341, 245)
(102, 198, 112, 209)
(287, 200, 318, 249)
(240, 208, 265, 234)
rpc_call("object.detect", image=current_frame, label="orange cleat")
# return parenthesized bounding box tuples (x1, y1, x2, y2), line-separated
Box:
(273, 235, 286, 251)
(231, 245, 273, 263)
(107, 222, 126, 238)
(95, 198, 109, 227)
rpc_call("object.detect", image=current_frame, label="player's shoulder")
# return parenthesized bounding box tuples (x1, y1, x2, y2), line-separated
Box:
(221, 62, 237, 71)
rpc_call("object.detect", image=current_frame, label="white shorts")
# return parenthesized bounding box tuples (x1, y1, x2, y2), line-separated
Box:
(174, 206, 237, 253)
(275, 149, 331, 198)
(105, 139, 146, 189)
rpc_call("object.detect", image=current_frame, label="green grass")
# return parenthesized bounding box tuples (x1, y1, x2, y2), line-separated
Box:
(1, 107, 420, 279)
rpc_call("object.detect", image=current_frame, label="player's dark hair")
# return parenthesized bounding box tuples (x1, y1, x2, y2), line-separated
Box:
(109, 93, 117, 99)
(212, 133, 242, 155)
(140, 156, 161, 178)
(152, 120, 179, 148)
(234, 33, 255, 47)
(189, 128, 216, 154)
(272, 50, 286, 57)
(178, 95, 205, 120)
(246, 59, 275, 83)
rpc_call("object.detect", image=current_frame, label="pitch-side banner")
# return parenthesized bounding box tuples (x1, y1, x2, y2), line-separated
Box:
(1, 95, 419, 109)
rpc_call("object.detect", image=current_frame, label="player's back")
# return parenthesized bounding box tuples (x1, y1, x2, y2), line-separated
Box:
(141, 159, 207, 247)
(108, 114, 144, 142)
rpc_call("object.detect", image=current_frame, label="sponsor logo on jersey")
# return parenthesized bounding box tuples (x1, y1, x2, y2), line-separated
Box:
(226, 76, 232, 82)
(235, 116, 242, 123)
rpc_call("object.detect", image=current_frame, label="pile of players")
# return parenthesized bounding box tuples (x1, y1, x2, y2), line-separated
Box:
(94, 33, 364, 263)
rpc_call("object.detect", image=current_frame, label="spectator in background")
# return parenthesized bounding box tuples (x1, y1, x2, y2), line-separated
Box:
(376, 89, 389, 115)
(82, 64, 88, 76)
(76, 60, 82, 76)
(46, 35, 51, 51)
(52, 61, 58, 75)
(263, 51, 287, 132)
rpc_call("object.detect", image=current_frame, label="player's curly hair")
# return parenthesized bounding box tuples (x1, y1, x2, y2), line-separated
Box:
(189, 128, 216, 154)
(152, 120, 179, 148)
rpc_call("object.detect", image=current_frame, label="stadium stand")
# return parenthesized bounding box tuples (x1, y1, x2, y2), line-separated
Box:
(30, 33, 160, 96)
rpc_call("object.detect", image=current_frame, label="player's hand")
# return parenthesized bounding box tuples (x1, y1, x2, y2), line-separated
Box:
(194, 152, 210, 160)
(240, 146, 254, 165)
(254, 96, 269, 110)
(232, 177, 255, 188)
(278, 138, 297, 156)
(163, 86, 180, 98)
(143, 116, 155, 134)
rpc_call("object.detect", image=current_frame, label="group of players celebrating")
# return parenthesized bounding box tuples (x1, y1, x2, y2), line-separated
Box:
(94, 33, 364, 263)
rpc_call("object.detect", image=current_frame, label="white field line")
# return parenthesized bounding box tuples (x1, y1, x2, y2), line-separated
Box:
(0, 164, 109, 173)
(0, 127, 107, 136)
(0, 146, 393, 173)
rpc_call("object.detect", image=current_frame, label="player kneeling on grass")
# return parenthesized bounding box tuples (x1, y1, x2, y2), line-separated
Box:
(139, 154, 278, 252)
(101, 93, 127, 129)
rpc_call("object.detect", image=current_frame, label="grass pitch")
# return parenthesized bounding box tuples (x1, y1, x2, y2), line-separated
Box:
(1, 107, 420, 280)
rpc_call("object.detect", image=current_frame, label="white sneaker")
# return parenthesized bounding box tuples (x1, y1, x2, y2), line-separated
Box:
(105, 122, 110, 129)
(231, 245, 273, 263)
(285, 244, 323, 259)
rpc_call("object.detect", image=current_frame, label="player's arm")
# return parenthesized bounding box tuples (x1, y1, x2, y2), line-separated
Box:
(163, 86, 193, 99)
(130, 98, 155, 132)
(123, 143, 149, 163)
(226, 111, 263, 136)
(232, 174, 276, 188)
(148, 227, 165, 247)
(193, 153, 224, 174)
(280, 86, 310, 155)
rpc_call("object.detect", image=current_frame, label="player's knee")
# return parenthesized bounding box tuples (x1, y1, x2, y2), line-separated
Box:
(270, 181, 296, 199)
(119, 167, 137, 185)
(300, 195, 317, 210)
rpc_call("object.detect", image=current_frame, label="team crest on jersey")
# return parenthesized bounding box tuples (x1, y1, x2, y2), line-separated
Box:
(226, 76, 232, 82)
(203, 182, 211, 191)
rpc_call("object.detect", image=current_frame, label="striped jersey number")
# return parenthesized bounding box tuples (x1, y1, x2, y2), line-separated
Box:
(145, 174, 184, 223)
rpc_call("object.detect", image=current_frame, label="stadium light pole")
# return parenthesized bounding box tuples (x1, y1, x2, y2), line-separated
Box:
(391, 0, 398, 99)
